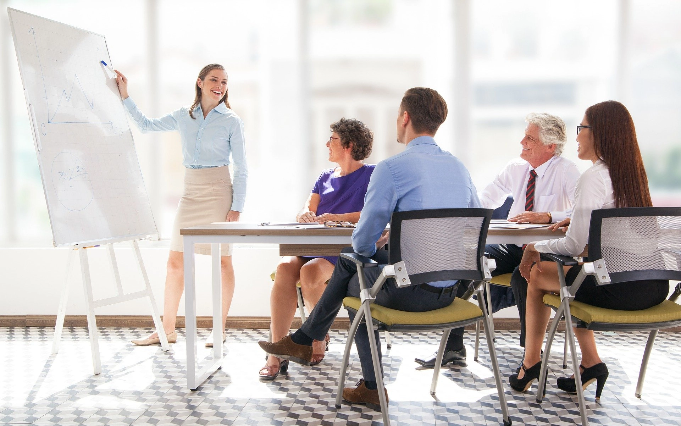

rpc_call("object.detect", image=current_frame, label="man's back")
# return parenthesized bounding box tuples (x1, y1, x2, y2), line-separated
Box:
(353, 136, 480, 257)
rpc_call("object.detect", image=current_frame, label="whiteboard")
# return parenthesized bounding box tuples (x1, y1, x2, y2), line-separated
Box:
(8, 8, 158, 247)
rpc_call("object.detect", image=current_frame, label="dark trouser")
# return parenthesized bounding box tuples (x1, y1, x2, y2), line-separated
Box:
(447, 243, 529, 349)
(300, 247, 457, 382)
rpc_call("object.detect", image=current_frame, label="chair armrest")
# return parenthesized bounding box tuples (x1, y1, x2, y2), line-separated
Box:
(671, 282, 681, 303)
(541, 253, 579, 266)
(340, 252, 379, 268)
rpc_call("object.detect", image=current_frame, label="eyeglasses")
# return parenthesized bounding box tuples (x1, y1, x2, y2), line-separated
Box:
(577, 125, 591, 135)
(328, 136, 340, 142)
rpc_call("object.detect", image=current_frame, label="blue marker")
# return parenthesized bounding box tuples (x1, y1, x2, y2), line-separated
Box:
(100, 60, 115, 75)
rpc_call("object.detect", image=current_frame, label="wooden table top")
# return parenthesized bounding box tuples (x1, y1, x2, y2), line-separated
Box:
(181, 222, 564, 239)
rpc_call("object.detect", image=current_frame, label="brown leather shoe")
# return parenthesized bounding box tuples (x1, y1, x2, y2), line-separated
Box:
(258, 335, 313, 366)
(131, 331, 177, 346)
(342, 379, 389, 411)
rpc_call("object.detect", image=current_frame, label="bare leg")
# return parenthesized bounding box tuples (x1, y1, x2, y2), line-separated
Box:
(299, 258, 335, 357)
(220, 255, 236, 332)
(140, 250, 184, 340)
(517, 261, 566, 378)
(299, 258, 335, 309)
(574, 328, 602, 368)
(267, 257, 306, 367)
(140, 251, 236, 341)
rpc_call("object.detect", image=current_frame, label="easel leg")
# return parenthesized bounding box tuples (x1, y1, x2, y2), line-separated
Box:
(132, 241, 169, 351)
(79, 248, 101, 375)
(52, 248, 75, 355)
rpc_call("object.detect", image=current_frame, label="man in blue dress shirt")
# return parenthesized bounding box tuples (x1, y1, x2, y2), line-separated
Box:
(260, 87, 479, 409)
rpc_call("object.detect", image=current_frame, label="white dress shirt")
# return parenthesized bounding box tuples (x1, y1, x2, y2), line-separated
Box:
(534, 160, 614, 256)
(479, 156, 580, 223)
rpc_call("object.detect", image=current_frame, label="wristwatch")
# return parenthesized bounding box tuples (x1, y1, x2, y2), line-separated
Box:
(546, 212, 552, 223)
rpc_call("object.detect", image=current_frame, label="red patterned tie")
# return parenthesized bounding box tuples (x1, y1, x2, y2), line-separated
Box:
(525, 169, 537, 212)
(522, 170, 537, 250)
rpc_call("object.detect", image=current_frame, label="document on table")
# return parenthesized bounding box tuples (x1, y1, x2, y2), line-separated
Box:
(490, 220, 550, 229)
(259, 222, 326, 228)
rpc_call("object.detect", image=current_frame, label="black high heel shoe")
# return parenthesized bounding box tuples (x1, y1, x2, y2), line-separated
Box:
(557, 362, 609, 401)
(509, 360, 543, 392)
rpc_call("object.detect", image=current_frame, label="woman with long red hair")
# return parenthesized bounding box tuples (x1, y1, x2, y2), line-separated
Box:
(508, 101, 668, 399)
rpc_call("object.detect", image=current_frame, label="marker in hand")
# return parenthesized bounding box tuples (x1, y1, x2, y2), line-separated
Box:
(100, 60, 115, 76)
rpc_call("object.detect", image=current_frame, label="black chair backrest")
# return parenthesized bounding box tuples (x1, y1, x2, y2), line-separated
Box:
(388, 208, 493, 286)
(588, 207, 681, 283)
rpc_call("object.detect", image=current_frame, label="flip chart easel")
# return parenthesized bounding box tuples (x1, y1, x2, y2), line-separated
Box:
(8, 8, 169, 374)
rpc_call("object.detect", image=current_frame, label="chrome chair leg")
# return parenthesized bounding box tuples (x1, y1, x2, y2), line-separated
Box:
(296, 286, 307, 323)
(538, 306, 563, 402)
(335, 309, 365, 408)
(362, 302, 390, 425)
(636, 329, 658, 398)
(563, 328, 569, 369)
(562, 300, 589, 426)
(478, 289, 511, 425)
(474, 320, 481, 361)
(431, 329, 451, 395)
(485, 281, 496, 342)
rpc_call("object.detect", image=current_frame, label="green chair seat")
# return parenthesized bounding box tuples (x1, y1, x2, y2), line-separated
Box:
(543, 295, 681, 325)
(489, 273, 512, 287)
(342, 297, 482, 327)
(270, 271, 302, 288)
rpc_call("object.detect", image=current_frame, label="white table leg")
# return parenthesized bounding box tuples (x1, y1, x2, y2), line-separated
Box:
(212, 243, 223, 359)
(184, 236, 198, 389)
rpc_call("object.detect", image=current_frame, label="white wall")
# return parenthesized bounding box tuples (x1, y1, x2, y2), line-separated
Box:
(1, 244, 282, 317)
(1, 244, 518, 319)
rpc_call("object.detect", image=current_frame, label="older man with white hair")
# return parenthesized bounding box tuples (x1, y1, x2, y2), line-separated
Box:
(416, 113, 580, 369)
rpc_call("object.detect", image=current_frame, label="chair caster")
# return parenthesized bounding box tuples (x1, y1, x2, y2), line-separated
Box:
(335, 404, 341, 409)
(387, 344, 392, 349)
(562, 363, 567, 369)
(503, 419, 513, 426)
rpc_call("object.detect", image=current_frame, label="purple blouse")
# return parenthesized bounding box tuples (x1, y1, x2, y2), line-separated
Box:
(308, 164, 375, 265)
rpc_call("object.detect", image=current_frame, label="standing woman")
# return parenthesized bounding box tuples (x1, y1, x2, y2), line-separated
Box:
(509, 100, 668, 399)
(115, 64, 248, 346)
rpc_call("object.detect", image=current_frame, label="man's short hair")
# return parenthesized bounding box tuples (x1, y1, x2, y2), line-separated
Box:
(526, 113, 567, 156)
(400, 87, 448, 134)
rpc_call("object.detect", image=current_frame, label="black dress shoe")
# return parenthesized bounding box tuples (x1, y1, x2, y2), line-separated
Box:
(509, 360, 543, 392)
(415, 347, 466, 368)
(557, 362, 609, 401)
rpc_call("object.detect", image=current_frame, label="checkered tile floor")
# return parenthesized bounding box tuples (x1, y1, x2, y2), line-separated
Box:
(2, 327, 681, 425)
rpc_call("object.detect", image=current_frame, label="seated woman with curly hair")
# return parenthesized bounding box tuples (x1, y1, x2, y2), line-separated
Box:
(260, 118, 375, 380)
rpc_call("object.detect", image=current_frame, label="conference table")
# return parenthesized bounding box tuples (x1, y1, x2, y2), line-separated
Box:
(181, 222, 565, 390)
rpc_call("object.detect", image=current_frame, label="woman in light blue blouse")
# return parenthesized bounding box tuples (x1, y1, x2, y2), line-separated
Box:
(115, 64, 248, 347)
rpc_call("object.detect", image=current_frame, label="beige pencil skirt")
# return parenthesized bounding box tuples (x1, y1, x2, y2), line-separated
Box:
(169, 166, 233, 256)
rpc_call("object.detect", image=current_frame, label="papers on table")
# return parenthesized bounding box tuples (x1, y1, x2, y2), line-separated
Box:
(490, 220, 550, 229)
(259, 222, 326, 228)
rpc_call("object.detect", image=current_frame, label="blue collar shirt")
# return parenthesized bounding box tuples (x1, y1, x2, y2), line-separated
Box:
(123, 97, 248, 211)
(352, 136, 481, 286)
